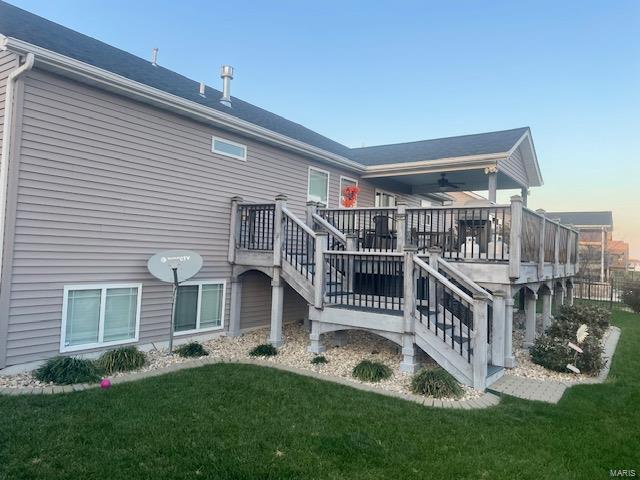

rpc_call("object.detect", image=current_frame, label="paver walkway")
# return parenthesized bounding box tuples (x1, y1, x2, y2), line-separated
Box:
(489, 326, 621, 404)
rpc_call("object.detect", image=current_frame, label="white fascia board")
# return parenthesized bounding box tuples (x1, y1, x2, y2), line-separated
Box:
(507, 129, 543, 187)
(1, 36, 366, 174)
(360, 154, 503, 178)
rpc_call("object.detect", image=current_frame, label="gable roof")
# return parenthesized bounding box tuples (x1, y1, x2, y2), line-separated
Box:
(351, 127, 530, 166)
(546, 211, 613, 228)
(0, 0, 539, 178)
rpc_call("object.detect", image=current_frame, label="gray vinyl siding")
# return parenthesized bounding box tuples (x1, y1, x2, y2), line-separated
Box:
(498, 147, 528, 187)
(239, 270, 307, 331)
(4, 68, 384, 366)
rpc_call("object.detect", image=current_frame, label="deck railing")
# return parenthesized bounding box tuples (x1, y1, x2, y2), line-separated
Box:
(282, 208, 316, 284)
(236, 203, 275, 250)
(316, 208, 398, 252)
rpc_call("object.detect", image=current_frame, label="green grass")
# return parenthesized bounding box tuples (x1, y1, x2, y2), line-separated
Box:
(1, 310, 638, 479)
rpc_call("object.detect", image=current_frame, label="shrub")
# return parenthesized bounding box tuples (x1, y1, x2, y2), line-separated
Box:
(547, 304, 610, 340)
(99, 346, 146, 374)
(249, 343, 278, 357)
(621, 282, 640, 313)
(311, 355, 328, 365)
(529, 334, 604, 375)
(175, 342, 209, 358)
(34, 356, 101, 385)
(410, 366, 464, 398)
(352, 360, 392, 382)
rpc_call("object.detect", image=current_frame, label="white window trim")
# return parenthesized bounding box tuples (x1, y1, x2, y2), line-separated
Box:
(173, 279, 226, 336)
(307, 167, 330, 206)
(60, 283, 142, 353)
(211, 135, 247, 161)
(374, 188, 397, 207)
(338, 175, 359, 209)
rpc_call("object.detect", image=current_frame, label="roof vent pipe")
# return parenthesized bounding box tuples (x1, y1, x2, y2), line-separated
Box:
(151, 48, 159, 66)
(220, 65, 233, 107)
(199, 82, 206, 97)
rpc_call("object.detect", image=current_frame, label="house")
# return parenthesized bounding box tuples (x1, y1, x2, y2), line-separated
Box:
(608, 240, 629, 275)
(546, 211, 613, 282)
(0, 2, 579, 390)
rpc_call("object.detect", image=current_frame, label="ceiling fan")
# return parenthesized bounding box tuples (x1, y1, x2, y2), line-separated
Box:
(424, 173, 466, 191)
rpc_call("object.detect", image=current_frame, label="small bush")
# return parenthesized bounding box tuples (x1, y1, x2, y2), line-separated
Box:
(34, 356, 101, 385)
(410, 367, 464, 398)
(621, 282, 640, 313)
(99, 346, 146, 374)
(175, 342, 209, 358)
(530, 334, 604, 375)
(547, 304, 610, 341)
(311, 355, 328, 365)
(352, 360, 392, 382)
(249, 343, 278, 357)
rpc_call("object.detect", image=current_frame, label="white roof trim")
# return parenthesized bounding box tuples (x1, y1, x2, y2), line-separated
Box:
(507, 129, 543, 187)
(361, 155, 502, 178)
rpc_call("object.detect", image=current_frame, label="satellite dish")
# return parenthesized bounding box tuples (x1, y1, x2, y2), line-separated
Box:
(147, 250, 203, 283)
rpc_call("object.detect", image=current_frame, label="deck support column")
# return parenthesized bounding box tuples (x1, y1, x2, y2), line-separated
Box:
(308, 320, 325, 354)
(509, 196, 523, 280)
(228, 196, 243, 264)
(491, 291, 506, 368)
(524, 290, 538, 348)
(228, 275, 242, 337)
(486, 167, 498, 203)
(396, 202, 407, 252)
(400, 247, 419, 374)
(566, 283, 574, 306)
(269, 269, 284, 347)
(541, 289, 553, 332)
(472, 295, 489, 390)
(554, 286, 565, 310)
(504, 296, 516, 368)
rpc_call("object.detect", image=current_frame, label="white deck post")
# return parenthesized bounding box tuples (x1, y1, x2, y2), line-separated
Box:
(308, 317, 326, 354)
(306, 201, 318, 229)
(541, 289, 553, 331)
(486, 167, 498, 203)
(509, 196, 523, 279)
(273, 194, 287, 267)
(400, 247, 419, 373)
(472, 294, 489, 390)
(491, 291, 506, 368)
(537, 210, 546, 278)
(314, 232, 327, 309)
(524, 290, 538, 347)
(228, 196, 243, 263)
(554, 222, 560, 277)
(269, 270, 284, 347)
(396, 202, 407, 252)
(520, 187, 528, 207)
(427, 246, 441, 316)
(228, 275, 243, 337)
(504, 295, 516, 368)
(346, 234, 357, 292)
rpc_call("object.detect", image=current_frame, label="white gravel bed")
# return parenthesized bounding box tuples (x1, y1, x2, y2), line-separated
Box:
(0, 322, 480, 401)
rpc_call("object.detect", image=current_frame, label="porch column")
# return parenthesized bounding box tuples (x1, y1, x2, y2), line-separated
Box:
(228, 275, 242, 337)
(504, 296, 516, 368)
(396, 202, 407, 252)
(485, 166, 498, 203)
(269, 269, 284, 347)
(509, 195, 523, 280)
(554, 286, 565, 310)
(566, 283, 574, 306)
(308, 319, 325, 354)
(400, 246, 419, 374)
(523, 289, 538, 348)
(472, 294, 489, 390)
(491, 291, 506, 368)
(541, 289, 553, 331)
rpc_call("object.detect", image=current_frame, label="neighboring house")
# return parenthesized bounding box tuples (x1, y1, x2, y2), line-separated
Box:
(0, 2, 579, 390)
(608, 240, 629, 275)
(546, 211, 613, 282)
(629, 259, 640, 273)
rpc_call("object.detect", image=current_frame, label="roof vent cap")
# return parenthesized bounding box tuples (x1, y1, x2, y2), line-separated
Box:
(220, 65, 234, 107)
(151, 48, 159, 66)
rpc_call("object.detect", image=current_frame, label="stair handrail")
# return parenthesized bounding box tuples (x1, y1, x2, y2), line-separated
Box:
(412, 255, 474, 306)
(311, 212, 346, 245)
(435, 257, 493, 302)
(282, 206, 316, 238)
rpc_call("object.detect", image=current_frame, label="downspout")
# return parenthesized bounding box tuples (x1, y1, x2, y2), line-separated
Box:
(0, 52, 34, 287)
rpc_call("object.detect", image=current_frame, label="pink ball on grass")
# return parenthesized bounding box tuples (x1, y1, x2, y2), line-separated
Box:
(100, 378, 112, 390)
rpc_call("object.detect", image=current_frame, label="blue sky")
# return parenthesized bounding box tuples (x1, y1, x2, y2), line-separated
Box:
(8, 0, 640, 256)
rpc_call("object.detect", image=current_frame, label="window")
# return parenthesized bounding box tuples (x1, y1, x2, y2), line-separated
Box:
(212, 136, 247, 160)
(375, 190, 396, 207)
(339, 176, 358, 208)
(174, 281, 225, 334)
(61, 284, 141, 352)
(308, 167, 329, 206)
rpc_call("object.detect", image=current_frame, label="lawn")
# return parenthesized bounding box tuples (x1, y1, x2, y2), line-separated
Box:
(1, 310, 638, 480)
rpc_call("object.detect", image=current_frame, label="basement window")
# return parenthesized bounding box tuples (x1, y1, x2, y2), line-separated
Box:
(212, 136, 247, 160)
(61, 284, 141, 352)
(174, 281, 226, 335)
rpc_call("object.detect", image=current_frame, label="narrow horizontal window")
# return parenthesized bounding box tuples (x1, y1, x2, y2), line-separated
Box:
(61, 284, 141, 352)
(212, 136, 247, 160)
(174, 281, 225, 335)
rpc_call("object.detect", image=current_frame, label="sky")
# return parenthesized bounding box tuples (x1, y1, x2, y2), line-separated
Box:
(7, 0, 640, 257)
